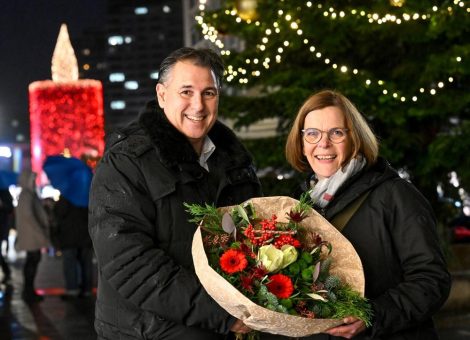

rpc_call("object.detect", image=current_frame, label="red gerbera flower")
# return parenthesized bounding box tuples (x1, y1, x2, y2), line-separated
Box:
(219, 249, 248, 274)
(266, 274, 294, 299)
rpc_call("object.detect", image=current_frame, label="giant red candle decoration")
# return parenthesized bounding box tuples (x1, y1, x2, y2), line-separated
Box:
(28, 24, 105, 177)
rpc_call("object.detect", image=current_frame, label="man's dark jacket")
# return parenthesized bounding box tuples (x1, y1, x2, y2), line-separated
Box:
(296, 158, 451, 340)
(89, 101, 262, 340)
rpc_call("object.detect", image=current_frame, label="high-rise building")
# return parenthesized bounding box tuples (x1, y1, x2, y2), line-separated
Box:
(104, 0, 185, 134)
(75, 26, 107, 84)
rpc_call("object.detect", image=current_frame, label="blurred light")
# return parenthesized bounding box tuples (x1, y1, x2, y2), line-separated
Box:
(0, 146, 12, 158)
(464, 206, 470, 216)
(135, 7, 148, 15)
(110, 101, 126, 110)
(41, 185, 61, 200)
(124, 81, 139, 90)
(109, 73, 125, 82)
(450, 171, 459, 188)
(108, 36, 124, 46)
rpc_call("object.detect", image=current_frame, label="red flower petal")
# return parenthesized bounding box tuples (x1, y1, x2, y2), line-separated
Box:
(266, 273, 294, 299)
(219, 249, 248, 274)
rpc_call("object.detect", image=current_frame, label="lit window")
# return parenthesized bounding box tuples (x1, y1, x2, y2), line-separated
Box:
(108, 36, 124, 46)
(124, 81, 139, 90)
(109, 73, 125, 82)
(110, 101, 126, 110)
(135, 7, 148, 15)
(163, 5, 171, 13)
(150, 71, 159, 79)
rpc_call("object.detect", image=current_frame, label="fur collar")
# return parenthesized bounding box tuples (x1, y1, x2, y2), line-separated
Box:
(138, 100, 253, 168)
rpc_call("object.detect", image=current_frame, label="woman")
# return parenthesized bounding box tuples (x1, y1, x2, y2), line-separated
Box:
(284, 90, 450, 339)
(15, 169, 50, 303)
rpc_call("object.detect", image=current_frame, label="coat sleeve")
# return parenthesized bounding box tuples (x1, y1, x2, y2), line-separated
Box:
(89, 151, 235, 334)
(369, 179, 451, 337)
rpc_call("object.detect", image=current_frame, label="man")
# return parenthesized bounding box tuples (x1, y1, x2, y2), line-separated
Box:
(89, 47, 261, 339)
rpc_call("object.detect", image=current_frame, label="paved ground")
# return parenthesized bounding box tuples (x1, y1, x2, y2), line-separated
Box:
(0, 251, 97, 340)
(0, 251, 469, 339)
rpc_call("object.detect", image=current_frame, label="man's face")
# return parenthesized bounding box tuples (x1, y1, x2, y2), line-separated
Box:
(156, 60, 219, 154)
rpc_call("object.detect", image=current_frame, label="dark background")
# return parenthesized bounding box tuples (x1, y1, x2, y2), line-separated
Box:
(0, 1, 105, 143)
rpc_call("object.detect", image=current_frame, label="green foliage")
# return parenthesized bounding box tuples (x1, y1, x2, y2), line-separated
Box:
(325, 275, 341, 290)
(183, 202, 222, 232)
(202, 0, 470, 223)
(330, 285, 374, 327)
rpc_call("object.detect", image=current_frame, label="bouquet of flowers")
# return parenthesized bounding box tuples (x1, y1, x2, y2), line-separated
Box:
(187, 195, 372, 337)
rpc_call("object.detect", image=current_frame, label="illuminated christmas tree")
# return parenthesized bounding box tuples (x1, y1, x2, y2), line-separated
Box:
(196, 0, 469, 218)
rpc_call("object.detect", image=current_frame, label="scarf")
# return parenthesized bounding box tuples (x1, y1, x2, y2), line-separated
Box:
(309, 155, 366, 208)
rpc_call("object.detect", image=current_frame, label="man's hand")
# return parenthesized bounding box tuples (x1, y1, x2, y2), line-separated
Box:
(230, 319, 252, 334)
(325, 317, 366, 339)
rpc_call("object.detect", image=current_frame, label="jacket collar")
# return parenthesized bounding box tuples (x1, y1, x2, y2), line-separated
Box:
(318, 157, 399, 216)
(138, 100, 253, 168)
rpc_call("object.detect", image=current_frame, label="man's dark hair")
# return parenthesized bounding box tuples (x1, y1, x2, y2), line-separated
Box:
(157, 47, 225, 88)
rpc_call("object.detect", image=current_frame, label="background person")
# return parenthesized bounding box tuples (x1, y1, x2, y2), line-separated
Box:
(282, 90, 450, 339)
(54, 196, 93, 299)
(89, 47, 261, 339)
(15, 169, 50, 303)
(0, 188, 14, 284)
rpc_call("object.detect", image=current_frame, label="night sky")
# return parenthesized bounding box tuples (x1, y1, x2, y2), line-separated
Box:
(0, 0, 105, 143)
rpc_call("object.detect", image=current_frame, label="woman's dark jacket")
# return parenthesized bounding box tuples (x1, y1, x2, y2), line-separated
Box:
(299, 158, 451, 340)
(89, 101, 262, 340)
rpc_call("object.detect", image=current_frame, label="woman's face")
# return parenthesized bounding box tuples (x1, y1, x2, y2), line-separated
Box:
(302, 106, 352, 180)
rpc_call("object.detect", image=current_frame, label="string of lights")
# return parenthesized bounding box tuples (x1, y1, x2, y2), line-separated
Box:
(196, 0, 467, 102)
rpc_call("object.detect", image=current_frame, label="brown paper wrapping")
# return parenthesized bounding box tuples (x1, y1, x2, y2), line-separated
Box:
(192, 196, 365, 337)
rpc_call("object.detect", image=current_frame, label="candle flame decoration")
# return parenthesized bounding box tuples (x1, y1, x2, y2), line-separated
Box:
(28, 23, 105, 181)
(51, 24, 79, 82)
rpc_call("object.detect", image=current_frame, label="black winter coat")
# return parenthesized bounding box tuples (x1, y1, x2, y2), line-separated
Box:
(281, 158, 450, 340)
(54, 197, 91, 249)
(89, 101, 262, 340)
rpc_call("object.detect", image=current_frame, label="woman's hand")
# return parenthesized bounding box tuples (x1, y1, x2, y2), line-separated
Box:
(325, 317, 366, 339)
(230, 319, 252, 334)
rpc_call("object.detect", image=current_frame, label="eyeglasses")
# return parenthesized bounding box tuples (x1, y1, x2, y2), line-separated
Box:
(301, 128, 349, 144)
